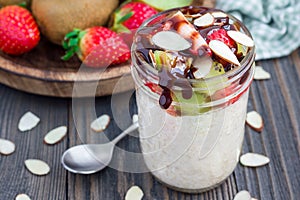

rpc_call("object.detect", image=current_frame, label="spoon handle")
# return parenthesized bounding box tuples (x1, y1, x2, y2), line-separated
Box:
(111, 122, 139, 145)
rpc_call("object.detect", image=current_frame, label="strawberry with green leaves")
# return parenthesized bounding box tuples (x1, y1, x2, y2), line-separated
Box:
(112, 2, 158, 45)
(0, 5, 40, 55)
(62, 27, 130, 68)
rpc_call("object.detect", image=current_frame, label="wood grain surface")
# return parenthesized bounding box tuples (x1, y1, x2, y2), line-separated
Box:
(0, 48, 299, 199)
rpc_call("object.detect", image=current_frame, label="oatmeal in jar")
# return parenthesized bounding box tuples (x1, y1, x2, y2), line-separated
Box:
(131, 6, 255, 192)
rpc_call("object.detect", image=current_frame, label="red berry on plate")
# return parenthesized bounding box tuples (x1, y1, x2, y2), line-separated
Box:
(0, 5, 40, 55)
(62, 27, 130, 68)
(112, 2, 158, 45)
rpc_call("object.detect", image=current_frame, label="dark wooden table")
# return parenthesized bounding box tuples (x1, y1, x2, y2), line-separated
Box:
(0, 48, 299, 200)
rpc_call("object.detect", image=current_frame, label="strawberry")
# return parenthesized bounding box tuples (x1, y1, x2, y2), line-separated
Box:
(0, 5, 40, 55)
(62, 27, 130, 68)
(206, 29, 236, 49)
(112, 2, 157, 45)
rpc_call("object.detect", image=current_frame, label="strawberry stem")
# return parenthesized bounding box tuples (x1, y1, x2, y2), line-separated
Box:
(61, 29, 85, 61)
(18, 2, 28, 8)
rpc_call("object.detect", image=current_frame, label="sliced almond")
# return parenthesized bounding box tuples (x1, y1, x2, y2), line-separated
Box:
(246, 111, 264, 132)
(254, 66, 271, 80)
(192, 56, 213, 79)
(44, 126, 67, 145)
(227, 30, 254, 47)
(233, 190, 251, 200)
(211, 11, 228, 18)
(132, 114, 139, 124)
(15, 193, 31, 200)
(24, 159, 50, 176)
(240, 153, 270, 167)
(209, 40, 240, 66)
(151, 31, 191, 51)
(125, 186, 144, 200)
(91, 114, 110, 132)
(0, 138, 15, 155)
(194, 13, 214, 27)
(18, 111, 40, 132)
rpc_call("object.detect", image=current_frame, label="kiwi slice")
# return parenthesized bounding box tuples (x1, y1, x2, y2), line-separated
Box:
(171, 91, 211, 115)
(139, 0, 193, 11)
(153, 50, 172, 70)
(192, 61, 228, 96)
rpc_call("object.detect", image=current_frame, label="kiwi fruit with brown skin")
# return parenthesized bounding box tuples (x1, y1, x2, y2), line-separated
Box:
(31, 0, 119, 45)
(0, 0, 31, 7)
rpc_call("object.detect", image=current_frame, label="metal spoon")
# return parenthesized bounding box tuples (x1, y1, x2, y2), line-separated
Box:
(61, 122, 139, 174)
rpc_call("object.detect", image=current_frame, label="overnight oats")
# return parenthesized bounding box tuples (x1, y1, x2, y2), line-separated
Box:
(131, 6, 255, 192)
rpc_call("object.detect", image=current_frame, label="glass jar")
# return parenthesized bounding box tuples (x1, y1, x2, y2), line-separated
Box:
(131, 6, 255, 193)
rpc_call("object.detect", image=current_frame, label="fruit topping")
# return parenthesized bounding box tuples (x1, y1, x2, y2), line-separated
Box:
(134, 8, 254, 115)
(207, 29, 236, 49)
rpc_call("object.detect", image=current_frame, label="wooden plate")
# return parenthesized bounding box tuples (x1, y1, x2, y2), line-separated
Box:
(0, 37, 134, 97)
(0, 0, 214, 98)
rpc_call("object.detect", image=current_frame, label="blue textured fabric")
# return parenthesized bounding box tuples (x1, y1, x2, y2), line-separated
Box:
(216, 0, 300, 60)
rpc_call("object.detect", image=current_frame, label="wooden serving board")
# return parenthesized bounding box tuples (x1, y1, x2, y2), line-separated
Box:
(0, 37, 134, 97)
(0, 0, 214, 98)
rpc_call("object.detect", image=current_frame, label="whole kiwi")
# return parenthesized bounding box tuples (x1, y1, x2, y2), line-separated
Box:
(31, 0, 119, 45)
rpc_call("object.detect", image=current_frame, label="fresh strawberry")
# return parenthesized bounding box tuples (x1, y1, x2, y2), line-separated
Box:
(62, 27, 130, 68)
(0, 5, 40, 55)
(206, 29, 236, 49)
(112, 2, 157, 45)
(113, 2, 158, 32)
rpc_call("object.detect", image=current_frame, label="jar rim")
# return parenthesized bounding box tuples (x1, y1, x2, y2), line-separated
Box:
(131, 6, 256, 108)
(132, 6, 255, 85)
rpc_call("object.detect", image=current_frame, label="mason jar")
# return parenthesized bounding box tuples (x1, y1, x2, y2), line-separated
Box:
(131, 6, 255, 193)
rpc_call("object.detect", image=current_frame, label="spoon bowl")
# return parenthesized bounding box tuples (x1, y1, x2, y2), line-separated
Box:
(61, 122, 139, 174)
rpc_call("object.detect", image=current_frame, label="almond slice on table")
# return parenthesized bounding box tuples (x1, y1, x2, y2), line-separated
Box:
(44, 126, 67, 145)
(246, 111, 264, 132)
(91, 114, 110, 132)
(15, 193, 31, 200)
(24, 159, 50, 176)
(132, 114, 139, 124)
(151, 31, 192, 51)
(194, 13, 214, 27)
(125, 186, 144, 200)
(240, 153, 270, 167)
(233, 190, 251, 200)
(227, 30, 254, 47)
(0, 138, 15, 155)
(254, 66, 271, 80)
(18, 111, 40, 132)
(209, 40, 240, 66)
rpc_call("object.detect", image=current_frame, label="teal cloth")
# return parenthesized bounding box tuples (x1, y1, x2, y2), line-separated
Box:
(216, 0, 300, 60)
